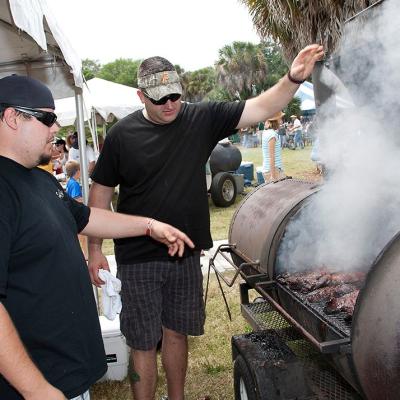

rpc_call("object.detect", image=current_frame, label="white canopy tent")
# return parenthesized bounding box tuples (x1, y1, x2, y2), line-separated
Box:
(55, 78, 143, 152)
(0, 0, 93, 201)
(295, 80, 354, 113)
(295, 81, 316, 112)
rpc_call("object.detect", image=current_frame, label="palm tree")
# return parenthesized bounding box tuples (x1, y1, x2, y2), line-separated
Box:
(181, 67, 216, 102)
(241, 0, 372, 61)
(215, 41, 268, 100)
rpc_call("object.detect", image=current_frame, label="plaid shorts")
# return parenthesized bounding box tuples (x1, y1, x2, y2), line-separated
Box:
(117, 252, 205, 350)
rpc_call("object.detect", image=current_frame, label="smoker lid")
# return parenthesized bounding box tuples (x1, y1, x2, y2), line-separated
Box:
(351, 231, 400, 399)
(229, 178, 320, 277)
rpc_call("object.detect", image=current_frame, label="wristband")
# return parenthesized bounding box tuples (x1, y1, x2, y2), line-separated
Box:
(287, 70, 305, 85)
(145, 218, 154, 237)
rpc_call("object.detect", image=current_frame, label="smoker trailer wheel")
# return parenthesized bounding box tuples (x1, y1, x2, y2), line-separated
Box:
(210, 171, 237, 207)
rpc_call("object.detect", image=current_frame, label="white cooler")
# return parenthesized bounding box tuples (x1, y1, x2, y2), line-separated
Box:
(99, 316, 129, 381)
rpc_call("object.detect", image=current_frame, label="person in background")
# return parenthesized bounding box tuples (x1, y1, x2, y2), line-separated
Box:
(262, 111, 286, 182)
(290, 114, 304, 149)
(66, 130, 74, 150)
(53, 138, 69, 174)
(65, 160, 83, 201)
(277, 121, 287, 148)
(65, 160, 88, 258)
(87, 44, 324, 400)
(68, 131, 96, 175)
(0, 75, 194, 400)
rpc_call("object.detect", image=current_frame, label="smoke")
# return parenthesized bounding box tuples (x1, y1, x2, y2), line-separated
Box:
(277, 0, 400, 273)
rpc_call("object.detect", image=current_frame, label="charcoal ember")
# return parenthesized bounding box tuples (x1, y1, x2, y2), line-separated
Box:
(246, 332, 293, 360)
(306, 284, 356, 303)
(324, 290, 360, 315)
(329, 271, 366, 285)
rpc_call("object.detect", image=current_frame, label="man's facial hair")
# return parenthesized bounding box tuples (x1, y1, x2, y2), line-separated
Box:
(38, 154, 52, 166)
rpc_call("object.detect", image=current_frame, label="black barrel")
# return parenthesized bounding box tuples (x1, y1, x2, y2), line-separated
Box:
(209, 142, 242, 175)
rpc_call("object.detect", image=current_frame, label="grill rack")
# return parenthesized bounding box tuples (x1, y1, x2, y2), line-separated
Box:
(286, 285, 353, 337)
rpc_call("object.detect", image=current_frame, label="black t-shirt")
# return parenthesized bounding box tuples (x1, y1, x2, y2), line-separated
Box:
(92, 101, 245, 263)
(0, 157, 106, 399)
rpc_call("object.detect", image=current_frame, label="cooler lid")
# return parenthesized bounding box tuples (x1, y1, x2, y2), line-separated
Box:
(99, 315, 122, 338)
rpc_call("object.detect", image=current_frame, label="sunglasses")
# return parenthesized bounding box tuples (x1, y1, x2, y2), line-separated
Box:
(142, 91, 181, 106)
(1, 104, 57, 127)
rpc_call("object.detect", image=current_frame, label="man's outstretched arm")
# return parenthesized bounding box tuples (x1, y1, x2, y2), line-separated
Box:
(237, 44, 324, 129)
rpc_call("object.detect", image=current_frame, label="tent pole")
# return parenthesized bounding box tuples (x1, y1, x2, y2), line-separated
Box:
(75, 88, 89, 204)
(92, 108, 99, 157)
(75, 88, 100, 313)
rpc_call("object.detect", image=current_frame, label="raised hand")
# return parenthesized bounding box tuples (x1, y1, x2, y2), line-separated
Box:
(289, 44, 325, 82)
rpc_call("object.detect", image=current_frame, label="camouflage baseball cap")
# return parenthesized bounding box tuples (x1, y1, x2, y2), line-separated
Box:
(138, 70, 182, 101)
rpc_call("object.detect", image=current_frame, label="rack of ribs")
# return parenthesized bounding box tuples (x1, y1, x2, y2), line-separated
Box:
(277, 268, 331, 293)
(306, 284, 356, 303)
(324, 290, 360, 316)
(329, 271, 366, 285)
(277, 269, 366, 294)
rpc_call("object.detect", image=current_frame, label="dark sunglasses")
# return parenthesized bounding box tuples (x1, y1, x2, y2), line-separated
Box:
(1, 104, 57, 127)
(142, 91, 181, 106)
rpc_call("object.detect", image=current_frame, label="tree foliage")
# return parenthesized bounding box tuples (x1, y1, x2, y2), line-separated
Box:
(82, 59, 101, 81)
(98, 58, 141, 87)
(240, 0, 372, 60)
(181, 67, 216, 102)
(215, 41, 268, 100)
(284, 97, 302, 119)
(261, 39, 288, 89)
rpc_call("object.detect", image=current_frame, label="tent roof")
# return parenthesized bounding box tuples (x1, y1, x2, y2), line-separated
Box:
(0, 0, 82, 98)
(295, 81, 316, 111)
(55, 78, 143, 126)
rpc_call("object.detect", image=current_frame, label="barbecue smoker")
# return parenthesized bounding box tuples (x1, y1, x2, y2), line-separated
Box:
(209, 179, 400, 400)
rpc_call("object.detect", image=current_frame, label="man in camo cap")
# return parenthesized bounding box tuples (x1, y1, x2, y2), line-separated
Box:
(88, 45, 324, 400)
(137, 65, 182, 102)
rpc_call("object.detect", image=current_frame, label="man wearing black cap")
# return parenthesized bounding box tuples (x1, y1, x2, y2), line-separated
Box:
(0, 75, 194, 399)
(88, 44, 324, 399)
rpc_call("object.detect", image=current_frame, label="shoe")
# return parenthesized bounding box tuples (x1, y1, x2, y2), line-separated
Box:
(160, 396, 168, 400)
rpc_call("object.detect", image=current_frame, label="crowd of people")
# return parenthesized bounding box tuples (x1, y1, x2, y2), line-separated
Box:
(38, 131, 97, 180)
(0, 43, 324, 400)
(241, 114, 314, 150)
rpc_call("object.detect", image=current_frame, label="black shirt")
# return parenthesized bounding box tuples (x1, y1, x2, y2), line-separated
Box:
(92, 100, 245, 263)
(0, 157, 106, 399)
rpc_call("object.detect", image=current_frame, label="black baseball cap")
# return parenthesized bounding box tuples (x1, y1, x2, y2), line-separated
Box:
(0, 75, 55, 109)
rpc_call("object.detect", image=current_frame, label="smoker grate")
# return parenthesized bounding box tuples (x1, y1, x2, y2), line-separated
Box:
(288, 287, 352, 337)
(242, 301, 362, 400)
(308, 368, 363, 400)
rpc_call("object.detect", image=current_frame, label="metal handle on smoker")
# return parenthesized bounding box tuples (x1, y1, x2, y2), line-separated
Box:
(209, 243, 260, 287)
(257, 283, 351, 354)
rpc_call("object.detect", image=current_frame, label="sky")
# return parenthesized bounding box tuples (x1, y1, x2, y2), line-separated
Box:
(45, 0, 261, 71)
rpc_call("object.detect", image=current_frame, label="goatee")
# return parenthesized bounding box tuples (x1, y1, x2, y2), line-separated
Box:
(38, 154, 52, 166)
